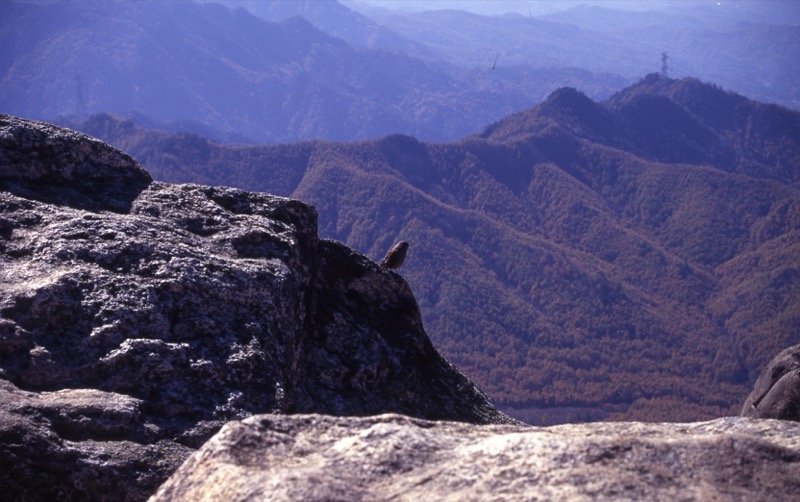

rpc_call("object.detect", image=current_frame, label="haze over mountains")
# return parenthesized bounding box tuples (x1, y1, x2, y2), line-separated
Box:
(65, 76, 800, 423)
(0, 0, 624, 143)
(2, 0, 798, 144)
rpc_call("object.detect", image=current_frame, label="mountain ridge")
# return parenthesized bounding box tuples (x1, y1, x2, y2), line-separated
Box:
(483, 75, 800, 185)
(62, 76, 800, 423)
(0, 0, 625, 143)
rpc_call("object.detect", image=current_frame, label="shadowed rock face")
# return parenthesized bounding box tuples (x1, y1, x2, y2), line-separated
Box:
(299, 239, 507, 423)
(741, 344, 800, 421)
(152, 413, 800, 502)
(0, 380, 192, 502)
(0, 115, 513, 501)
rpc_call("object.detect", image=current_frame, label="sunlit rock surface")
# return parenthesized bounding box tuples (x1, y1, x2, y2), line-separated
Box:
(152, 413, 800, 502)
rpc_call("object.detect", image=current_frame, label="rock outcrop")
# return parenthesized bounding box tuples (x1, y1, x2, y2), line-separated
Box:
(4, 114, 798, 502)
(741, 344, 800, 421)
(0, 115, 513, 501)
(152, 413, 800, 501)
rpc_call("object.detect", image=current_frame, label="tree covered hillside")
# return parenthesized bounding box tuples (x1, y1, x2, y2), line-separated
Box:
(64, 76, 800, 423)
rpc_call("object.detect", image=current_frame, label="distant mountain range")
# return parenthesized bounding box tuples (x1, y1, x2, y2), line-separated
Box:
(3, 0, 797, 145)
(0, 0, 624, 143)
(63, 76, 800, 424)
(232, 0, 800, 110)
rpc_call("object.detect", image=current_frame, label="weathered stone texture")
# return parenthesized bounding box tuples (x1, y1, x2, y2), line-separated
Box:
(0, 379, 192, 502)
(0, 115, 512, 501)
(741, 343, 800, 421)
(152, 413, 800, 502)
(0, 114, 152, 212)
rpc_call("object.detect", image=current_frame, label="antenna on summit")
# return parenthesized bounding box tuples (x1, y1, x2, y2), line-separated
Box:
(660, 51, 669, 78)
(75, 72, 87, 118)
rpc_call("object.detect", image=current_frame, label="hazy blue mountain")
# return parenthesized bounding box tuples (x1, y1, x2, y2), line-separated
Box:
(352, 1, 800, 110)
(538, 3, 800, 108)
(539, 1, 800, 28)
(63, 76, 800, 424)
(210, 0, 434, 55)
(3, 0, 795, 144)
(0, 0, 625, 143)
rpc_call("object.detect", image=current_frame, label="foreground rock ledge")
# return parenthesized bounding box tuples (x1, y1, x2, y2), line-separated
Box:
(1, 114, 514, 501)
(152, 413, 800, 502)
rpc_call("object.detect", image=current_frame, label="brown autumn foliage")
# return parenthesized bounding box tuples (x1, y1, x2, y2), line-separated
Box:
(63, 75, 800, 423)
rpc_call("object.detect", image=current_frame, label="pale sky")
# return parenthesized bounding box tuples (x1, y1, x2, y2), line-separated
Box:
(344, 0, 800, 25)
(344, 0, 688, 16)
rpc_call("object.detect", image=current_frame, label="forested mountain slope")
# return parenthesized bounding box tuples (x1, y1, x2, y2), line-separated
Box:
(65, 76, 800, 423)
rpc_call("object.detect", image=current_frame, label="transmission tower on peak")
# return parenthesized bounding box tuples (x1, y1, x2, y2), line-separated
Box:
(660, 51, 669, 78)
(75, 72, 87, 118)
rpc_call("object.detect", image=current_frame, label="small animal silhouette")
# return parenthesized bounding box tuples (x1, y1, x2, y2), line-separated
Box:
(380, 241, 409, 269)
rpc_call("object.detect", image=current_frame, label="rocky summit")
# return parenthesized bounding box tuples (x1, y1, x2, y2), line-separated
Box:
(0, 115, 512, 501)
(153, 413, 800, 502)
